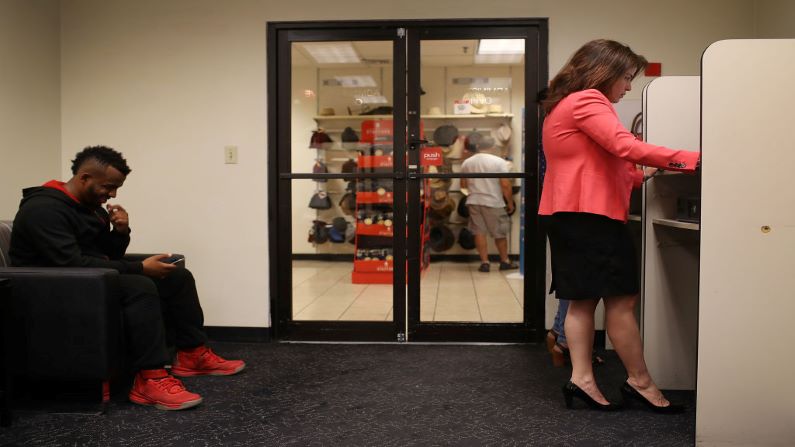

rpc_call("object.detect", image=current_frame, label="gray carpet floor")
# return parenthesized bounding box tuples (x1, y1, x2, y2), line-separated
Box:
(0, 342, 695, 446)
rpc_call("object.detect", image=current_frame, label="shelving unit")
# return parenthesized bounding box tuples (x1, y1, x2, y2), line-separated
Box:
(651, 217, 699, 231)
(313, 112, 515, 258)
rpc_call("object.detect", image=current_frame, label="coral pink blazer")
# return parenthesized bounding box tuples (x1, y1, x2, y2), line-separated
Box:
(539, 89, 699, 222)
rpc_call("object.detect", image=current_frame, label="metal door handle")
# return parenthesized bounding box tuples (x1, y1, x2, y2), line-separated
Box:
(409, 139, 428, 150)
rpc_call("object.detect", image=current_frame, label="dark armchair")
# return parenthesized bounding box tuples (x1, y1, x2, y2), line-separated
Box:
(0, 219, 122, 411)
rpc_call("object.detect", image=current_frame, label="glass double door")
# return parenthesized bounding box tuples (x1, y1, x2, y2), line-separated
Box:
(270, 20, 547, 341)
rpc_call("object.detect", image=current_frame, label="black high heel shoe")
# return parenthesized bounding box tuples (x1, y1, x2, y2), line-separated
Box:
(620, 382, 685, 414)
(562, 381, 622, 411)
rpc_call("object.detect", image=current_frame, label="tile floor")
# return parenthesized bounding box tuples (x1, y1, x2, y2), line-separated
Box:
(292, 260, 524, 322)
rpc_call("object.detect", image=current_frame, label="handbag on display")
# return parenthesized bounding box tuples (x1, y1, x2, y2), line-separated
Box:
(308, 191, 332, 210)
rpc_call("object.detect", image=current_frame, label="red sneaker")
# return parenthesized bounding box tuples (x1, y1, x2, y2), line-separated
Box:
(170, 346, 246, 377)
(128, 369, 203, 410)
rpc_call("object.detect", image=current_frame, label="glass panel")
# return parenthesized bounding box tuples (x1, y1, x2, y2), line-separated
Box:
(418, 39, 525, 323)
(291, 41, 394, 173)
(290, 40, 395, 322)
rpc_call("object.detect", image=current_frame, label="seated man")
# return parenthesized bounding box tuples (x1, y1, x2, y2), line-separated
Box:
(9, 145, 244, 411)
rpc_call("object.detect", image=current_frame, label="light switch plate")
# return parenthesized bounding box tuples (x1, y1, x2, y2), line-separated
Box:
(224, 146, 238, 164)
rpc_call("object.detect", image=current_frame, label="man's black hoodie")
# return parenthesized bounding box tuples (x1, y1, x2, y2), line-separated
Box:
(9, 184, 144, 273)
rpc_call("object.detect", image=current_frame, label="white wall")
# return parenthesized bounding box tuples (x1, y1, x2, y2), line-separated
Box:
(0, 0, 60, 218)
(56, 0, 758, 328)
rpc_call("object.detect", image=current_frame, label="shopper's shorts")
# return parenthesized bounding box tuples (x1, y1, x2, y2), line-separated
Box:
(467, 204, 510, 239)
(541, 212, 639, 300)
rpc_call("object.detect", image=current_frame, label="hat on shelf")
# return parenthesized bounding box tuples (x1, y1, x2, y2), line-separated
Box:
(341, 126, 359, 142)
(494, 123, 512, 146)
(428, 189, 456, 221)
(341, 158, 358, 173)
(360, 106, 393, 115)
(312, 161, 328, 182)
(339, 192, 356, 216)
(457, 194, 469, 218)
(487, 104, 503, 114)
(469, 103, 487, 114)
(345, 222, 356, 244)
(433, 124, 459, 146)
(463, 92, 488, 114)
(458, 227, 476, 250)
(310, 130, 333, 149)
(319, 107, 335, 116)
(445, 136, 465, 160)
(309, 220, 329, 244)
(308, 191, 332, 210)
(428, 106, 443, 116)
(428, 225, 455, 252)
(328, 226, 345, 243)
(332, 216, 348, 232)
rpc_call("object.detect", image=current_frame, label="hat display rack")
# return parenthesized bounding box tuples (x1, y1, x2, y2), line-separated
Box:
(308, 73, 519, 265)
(307, 121, 363, 252)
(349, 123, 431, 284)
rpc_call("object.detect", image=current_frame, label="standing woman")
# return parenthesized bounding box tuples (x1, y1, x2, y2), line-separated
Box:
(540, 39, 698, 412)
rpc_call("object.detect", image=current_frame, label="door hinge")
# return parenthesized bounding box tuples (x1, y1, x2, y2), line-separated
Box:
(397, 332, 406, 342)
(397, 28, 406, 38)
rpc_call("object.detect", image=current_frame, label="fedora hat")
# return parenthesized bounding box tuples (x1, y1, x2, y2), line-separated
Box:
(445, 136, 465, 160)
(428, 106, 442, 116)
(339, 192, 356, 216)
(428, 225, 455, 252)
(487, 104, 503, 114)
(319, 107, 335, 116)
(458, 227, 476, 250)
(341, 158, 358, 173)
(429, 189, 455, 220)
(433, 124, 458, 146)
(457, 194, 469, 218)
(494, 123, 512, 146)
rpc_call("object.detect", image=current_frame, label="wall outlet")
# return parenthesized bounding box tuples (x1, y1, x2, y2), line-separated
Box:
(224, 145, 238, 164)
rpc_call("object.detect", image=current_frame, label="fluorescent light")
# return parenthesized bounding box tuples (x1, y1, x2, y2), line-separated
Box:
(474, 54, 524, 64)
(477, 39, 525, 55)
(335, 75, 377, 87)
(301, 42, 361, 64)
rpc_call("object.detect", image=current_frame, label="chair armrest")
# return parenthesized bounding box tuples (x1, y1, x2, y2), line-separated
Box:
(0, 267, 121, 379)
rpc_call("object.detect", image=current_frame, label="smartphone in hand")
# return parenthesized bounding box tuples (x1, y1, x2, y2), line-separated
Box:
(161, 255, 185, 265)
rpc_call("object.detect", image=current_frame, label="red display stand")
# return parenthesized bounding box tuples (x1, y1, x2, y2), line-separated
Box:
(352, 155, 429, 284)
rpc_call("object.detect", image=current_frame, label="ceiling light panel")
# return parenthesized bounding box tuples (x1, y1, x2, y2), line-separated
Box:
(474, 54, 524, 64)
(477, 39, 525, 55)
(301, 42, 361, 64)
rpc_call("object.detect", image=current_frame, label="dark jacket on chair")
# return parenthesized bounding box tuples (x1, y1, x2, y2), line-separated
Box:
(9, 184, 143, 273)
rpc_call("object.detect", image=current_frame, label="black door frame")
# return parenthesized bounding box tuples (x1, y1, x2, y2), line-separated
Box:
(267, 19, 548, 342)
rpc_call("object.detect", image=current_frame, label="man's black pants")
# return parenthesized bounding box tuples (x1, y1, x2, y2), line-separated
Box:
(118, 268, 207, 371)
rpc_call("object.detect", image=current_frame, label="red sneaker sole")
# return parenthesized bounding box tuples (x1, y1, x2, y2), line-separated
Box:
(129, 392, 203, 411)
(170, 363, 246, 377)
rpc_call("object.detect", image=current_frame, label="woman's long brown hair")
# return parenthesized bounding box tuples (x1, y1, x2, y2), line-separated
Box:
(543, 39, 648, 113)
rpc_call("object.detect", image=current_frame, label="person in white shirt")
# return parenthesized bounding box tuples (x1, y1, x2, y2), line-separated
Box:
(459, 137, 518, 273)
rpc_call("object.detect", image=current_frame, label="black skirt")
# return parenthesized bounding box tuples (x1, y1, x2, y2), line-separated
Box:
(542, 212, 639, 300)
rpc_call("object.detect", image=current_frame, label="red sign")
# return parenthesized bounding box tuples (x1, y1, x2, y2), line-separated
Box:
(360, 119, 393, 143)
(420, 146, 443, 166)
